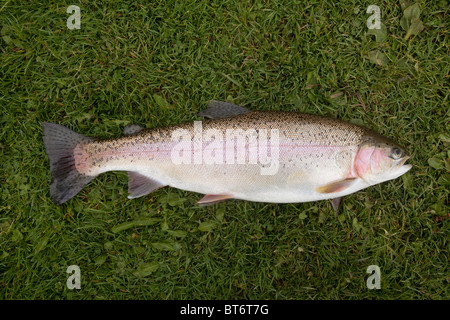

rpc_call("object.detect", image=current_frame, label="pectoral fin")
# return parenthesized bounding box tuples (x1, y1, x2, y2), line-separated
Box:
(127, 172, 166, 199)
(316, 178, 357, 194)
(331, 197, 342, 212)
(197, 194, 234, 206)
(197, 100, 250, 119)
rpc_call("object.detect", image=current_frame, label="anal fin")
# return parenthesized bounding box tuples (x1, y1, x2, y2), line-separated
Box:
(197, 194, 234, 206)
(128, 172, 166, 199)
(316, 178, 357, 194)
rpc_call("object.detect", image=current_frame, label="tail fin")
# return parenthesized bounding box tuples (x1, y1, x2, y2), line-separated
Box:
(42, 122, 96, 204)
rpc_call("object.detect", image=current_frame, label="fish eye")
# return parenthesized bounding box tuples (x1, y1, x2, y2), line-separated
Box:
(390, 148, 403, 160)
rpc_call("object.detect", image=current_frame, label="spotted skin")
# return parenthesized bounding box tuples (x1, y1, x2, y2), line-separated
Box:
(43, 107, 411, 205)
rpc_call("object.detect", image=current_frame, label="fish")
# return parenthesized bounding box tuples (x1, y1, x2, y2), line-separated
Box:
(42, 100, 412, 209)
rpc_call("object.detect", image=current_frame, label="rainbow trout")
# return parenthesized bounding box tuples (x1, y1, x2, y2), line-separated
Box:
(42, 101, 411, 209)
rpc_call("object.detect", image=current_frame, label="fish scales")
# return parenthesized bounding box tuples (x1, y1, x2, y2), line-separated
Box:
(86, 114, 352, 200)
(42, 101, 411, 206)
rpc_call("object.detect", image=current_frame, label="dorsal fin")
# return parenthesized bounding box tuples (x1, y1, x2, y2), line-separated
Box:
(123, 124, 144, 136)
(197, 100, 250, 119)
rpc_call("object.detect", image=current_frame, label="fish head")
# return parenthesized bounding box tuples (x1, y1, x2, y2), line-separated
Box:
(355, 133, 412, 185)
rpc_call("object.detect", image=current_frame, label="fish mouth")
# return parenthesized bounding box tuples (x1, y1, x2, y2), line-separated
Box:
(397, 155, 410, 167)
(391, 156, 412, 177)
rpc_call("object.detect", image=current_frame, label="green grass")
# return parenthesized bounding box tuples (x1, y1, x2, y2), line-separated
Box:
(0, 0, 448, 300)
